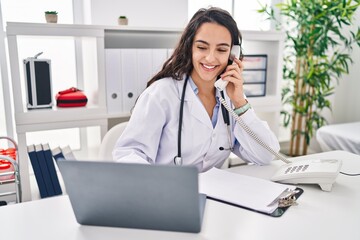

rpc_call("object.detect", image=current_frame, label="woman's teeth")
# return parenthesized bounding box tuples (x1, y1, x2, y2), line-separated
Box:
(203, 64, 216, 69)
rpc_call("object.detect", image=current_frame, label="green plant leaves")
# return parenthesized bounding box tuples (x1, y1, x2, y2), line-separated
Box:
(259, 0, 359, 155)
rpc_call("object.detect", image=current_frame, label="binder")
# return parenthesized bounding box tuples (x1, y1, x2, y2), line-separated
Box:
(61, 145, 76, 160)
(51, 147, 65, 162)
(199, 168, 303, 217)
(27, 145, 48, 198)
(42, 144, 62, 195)
(136, 49, 168, 100)
(35, 144, 55, 197)
(136, 49, 153, 96)
(151, 49, 168, 74)
(105, 48, 170, 115)
(121, 49, 138, 113)
(105, 49, 123, 114)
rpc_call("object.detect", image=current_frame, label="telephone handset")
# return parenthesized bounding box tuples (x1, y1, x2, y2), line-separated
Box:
(214, 45, 342, 192)
(214, 45, 241, 91)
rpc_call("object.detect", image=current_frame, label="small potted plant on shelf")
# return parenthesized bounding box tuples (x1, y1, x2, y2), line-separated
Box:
(118, 16, 128, 25)
(45, 11, 58, 23)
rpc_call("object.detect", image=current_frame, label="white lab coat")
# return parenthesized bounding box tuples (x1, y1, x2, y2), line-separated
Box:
(113, 76, 280, 172)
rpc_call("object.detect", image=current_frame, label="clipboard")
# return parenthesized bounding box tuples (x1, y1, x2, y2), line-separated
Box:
(206, 187, 303, 217)
(199, 168, 304, 217)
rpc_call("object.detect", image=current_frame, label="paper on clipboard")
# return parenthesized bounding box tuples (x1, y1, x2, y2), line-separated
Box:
(199, 168, 296, 214)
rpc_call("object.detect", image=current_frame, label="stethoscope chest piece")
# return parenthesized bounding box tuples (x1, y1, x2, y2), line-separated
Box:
(174, 156, 182, 166)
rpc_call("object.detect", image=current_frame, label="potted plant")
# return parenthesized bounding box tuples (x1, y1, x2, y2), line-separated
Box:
(118, 16, 128, 25)
(259, 1, 360, 156)
(45, 11, 58, 23)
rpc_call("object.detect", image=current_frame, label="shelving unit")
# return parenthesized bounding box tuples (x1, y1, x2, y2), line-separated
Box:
(0, 136, 21, 204)
(242, 54, 268, 97)
(6, 22, 284, 201)
(6, 22, 108, 201)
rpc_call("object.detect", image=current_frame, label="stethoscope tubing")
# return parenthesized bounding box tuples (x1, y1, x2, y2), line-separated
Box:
(174, 75, 233, 165)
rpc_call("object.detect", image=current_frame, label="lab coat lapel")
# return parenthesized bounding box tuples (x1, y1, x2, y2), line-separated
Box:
(176, 79, 213, 130)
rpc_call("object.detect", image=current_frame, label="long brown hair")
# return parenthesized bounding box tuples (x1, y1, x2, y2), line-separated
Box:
(146, 7, 243, 87)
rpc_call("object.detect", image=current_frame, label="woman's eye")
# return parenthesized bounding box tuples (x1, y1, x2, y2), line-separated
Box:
(218, 49, 228, 53)
(197, 46, 207, 50)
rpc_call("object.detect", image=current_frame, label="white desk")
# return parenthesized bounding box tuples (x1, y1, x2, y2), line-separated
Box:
(1, 150, 359, 240)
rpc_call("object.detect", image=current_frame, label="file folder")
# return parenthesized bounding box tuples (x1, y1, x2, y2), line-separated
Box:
(105, 48, 170, 115)
(27, 145, 48, 198)
(121, 49, 138, 113)
(105, 49, 123, 114)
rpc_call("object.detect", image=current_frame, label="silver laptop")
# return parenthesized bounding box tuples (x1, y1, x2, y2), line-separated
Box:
(57, 160, 206, 233)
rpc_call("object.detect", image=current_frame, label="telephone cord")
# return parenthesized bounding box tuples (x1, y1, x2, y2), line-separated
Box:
(218, 96, 291, 164)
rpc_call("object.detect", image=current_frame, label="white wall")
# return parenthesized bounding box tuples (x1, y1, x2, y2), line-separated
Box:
(331, 8, 360, 123)
(89, 0, 188, 28)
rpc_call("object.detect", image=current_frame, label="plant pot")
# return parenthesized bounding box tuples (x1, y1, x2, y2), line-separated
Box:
(45, 14, 58, 23)
(118, 18, 128, 25)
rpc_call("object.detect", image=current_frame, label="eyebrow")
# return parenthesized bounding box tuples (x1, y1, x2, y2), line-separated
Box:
(194, 40, 230, 47)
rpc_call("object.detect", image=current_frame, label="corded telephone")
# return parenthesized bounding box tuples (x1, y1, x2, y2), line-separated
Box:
(214, 45, 342, 192)
(270, 159, 342, 191)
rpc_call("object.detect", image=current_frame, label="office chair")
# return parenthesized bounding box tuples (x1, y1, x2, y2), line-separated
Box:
(98, 121, 128, 160)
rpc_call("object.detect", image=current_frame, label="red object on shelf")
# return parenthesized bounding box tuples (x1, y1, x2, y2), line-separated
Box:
(55, 87, 88, 107)
(0, 148, 16, 181)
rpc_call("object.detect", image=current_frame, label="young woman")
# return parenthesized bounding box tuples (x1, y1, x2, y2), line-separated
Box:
(113, 7, 280, 172)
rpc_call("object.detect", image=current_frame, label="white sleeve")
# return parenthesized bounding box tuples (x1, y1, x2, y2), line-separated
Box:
(112, 89, 166, 164)
(232, 108, 280, 165)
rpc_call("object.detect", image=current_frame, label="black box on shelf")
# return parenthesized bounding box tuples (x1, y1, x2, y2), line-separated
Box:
(23, 53, 53, 109)
(242, 55, 267, 97)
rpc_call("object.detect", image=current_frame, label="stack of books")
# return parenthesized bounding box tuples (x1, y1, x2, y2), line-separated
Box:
(27, 144, 75, 198)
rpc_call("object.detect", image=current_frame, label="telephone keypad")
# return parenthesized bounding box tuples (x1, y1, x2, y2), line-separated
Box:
(303, 165, 309, 171)
(285, 164, 310, 174)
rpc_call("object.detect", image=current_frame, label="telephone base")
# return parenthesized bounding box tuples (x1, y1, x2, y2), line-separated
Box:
(318, 183, 333, 192)
(271, 159, 342, 192)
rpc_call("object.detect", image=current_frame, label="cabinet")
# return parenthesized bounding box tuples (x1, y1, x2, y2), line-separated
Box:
(6, 23, 284, 201)
(7, 22, 108, 201)
(242, 54, 268, 97)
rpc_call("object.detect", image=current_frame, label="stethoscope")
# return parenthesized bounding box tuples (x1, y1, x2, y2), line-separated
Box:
(173, 75, 233, 166)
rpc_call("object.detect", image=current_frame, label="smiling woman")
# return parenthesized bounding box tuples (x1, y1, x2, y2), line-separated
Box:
(113, 7, 280, 171)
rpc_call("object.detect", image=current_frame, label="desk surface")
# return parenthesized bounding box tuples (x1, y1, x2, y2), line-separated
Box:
(1, 150, 359, 240)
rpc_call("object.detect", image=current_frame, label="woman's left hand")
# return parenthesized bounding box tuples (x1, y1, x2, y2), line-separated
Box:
(220, 58, 247, 108)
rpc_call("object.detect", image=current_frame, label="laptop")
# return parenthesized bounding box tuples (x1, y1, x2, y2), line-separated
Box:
(57, 160, 206, 233)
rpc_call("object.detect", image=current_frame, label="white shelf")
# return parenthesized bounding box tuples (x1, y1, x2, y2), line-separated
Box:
(6, 22, 105, 37)
(15, 106, 107, 126)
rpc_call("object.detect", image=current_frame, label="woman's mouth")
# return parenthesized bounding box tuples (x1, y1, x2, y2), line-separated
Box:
(201, 63, 218, 71)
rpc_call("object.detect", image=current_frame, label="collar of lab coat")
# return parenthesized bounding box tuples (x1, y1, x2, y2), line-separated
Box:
(175, 76, 223, 130)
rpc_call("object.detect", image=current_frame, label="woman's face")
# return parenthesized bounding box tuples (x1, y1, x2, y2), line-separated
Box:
(191, 22, 232, 85)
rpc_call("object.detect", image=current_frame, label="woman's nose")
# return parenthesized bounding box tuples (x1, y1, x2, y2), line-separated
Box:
(205, 50, 216, 62)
